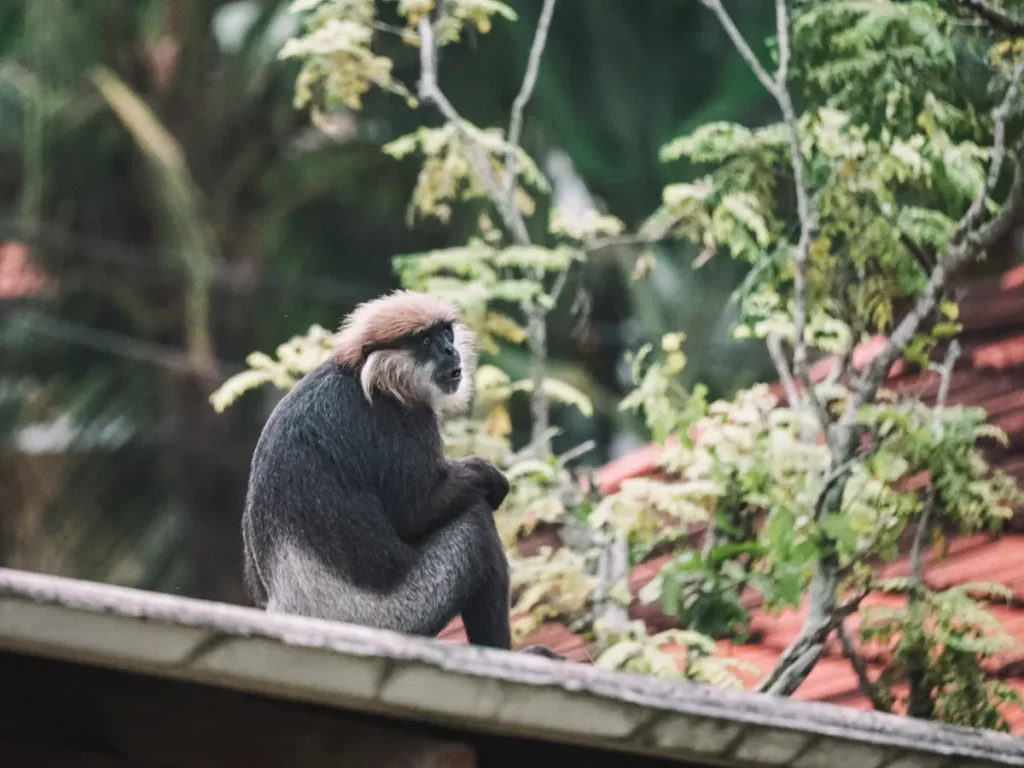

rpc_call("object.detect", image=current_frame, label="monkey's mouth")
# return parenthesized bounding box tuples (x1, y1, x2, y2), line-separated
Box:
(435, 366, 462, 393)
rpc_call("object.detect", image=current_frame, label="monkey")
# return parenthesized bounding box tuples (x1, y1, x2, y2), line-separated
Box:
(241, 290, 524, 651)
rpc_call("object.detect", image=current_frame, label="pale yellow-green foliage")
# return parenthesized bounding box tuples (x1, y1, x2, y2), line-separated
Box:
(210, 324, 336, 413)
(384, 124, 549, 224)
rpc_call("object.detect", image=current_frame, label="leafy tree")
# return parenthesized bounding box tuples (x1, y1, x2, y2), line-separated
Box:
(216, 0, 1024, 731)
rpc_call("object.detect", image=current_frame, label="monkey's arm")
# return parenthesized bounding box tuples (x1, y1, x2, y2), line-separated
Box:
(403, 457, 509, 542)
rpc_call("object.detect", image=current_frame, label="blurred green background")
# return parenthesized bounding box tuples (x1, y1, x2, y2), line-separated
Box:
(0, 0, 777, 602)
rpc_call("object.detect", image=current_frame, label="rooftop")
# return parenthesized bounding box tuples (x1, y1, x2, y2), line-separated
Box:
(2, 566, 1024, 767)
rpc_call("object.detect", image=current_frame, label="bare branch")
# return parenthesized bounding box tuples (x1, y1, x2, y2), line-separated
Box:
(503, 0, 557, 201)
(499, 0, 558, 459)
(558, 439, 596, 468)
(910, 340, 961, 579)
(767, 332, 801, 407)
(417, 16, 530, 246)
(953, 52, 1024, 243)
(958, 0, 1024, 35)
(699, 0, 780, 99)
(593, 530, 632, 653)
(772, 0, 821, 424)
(838, 621, 891, 712)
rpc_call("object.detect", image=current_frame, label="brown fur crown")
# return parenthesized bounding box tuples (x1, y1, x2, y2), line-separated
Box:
(331, 290, 462, 368)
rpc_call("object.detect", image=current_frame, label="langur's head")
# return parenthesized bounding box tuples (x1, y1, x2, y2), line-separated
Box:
(332, 290, 477, 416)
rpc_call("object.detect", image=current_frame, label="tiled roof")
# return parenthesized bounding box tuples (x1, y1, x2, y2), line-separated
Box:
(0, 240, 50, 300)
(441, 263, 1024, 733)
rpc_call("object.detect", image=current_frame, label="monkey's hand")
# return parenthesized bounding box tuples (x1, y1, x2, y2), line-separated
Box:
(454, 456, 510, 511)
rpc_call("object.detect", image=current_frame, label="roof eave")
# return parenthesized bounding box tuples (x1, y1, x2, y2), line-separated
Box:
(0, 567, 1021, 768)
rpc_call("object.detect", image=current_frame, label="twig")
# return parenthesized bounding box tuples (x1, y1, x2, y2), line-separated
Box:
(767, 331, 801, 407)
(503, 1, 558, 459)
(503, 0, 557, 202)
(558, 439, 596, 468)
(909, 340, 962, 579)
(958, 0, 1024, 35)
(372, 21, 410, 37)
(953, 51, 1024, 244)
(699, 0, 780, 99)
(593, 530, 632, 652)
(837, 621, 891, 712)
(773, 0, 824, 428)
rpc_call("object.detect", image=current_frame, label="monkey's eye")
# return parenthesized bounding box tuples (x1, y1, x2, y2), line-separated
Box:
(422, 336, 432, 347)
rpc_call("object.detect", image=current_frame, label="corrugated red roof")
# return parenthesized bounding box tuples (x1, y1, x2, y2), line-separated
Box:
(440, 262, 1024, 733)
(0, 241, 50, 300)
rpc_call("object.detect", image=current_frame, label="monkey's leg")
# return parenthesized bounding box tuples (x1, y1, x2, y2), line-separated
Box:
(264, 510, 488, 637)
(458, 504, 512, 650)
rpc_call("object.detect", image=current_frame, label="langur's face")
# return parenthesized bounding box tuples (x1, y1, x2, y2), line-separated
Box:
(411, 323, 462, 394)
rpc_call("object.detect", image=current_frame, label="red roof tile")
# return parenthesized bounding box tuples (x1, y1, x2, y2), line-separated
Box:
(0, 241, 50, 300)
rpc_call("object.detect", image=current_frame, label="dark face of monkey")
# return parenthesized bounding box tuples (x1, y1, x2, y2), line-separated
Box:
(411, 323, 462, 394)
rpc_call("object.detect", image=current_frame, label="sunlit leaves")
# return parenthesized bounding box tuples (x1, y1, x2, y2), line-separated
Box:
(281, 1, 410, 111)
(383, 124, 548, 223)
(208, 324, 336, 411)
(792, 0, 959, 137)
(594, 622, 757, 687)
(549, 206, 625, 243)
(281, 0, 519, 113)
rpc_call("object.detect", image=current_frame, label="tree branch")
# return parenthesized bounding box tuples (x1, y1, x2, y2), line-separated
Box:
(958, 0, 1024, 35)
(708, 1, 1024, 705)
(756, 586, 869, 694)
(903, 342, 960, 720)
(502, 0, 558, 459)
(910, 340, 961, 579)
(856, 50, 1024, 408)
(767, 331, 801, 408)
(503, 0, 557, 202)
(838, 621, 891, 712)
(772, 0, 824, 428)
(953, 51, 1024, 244)
(855, 158, 1024, 408)
(699, 0, 780, 99)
